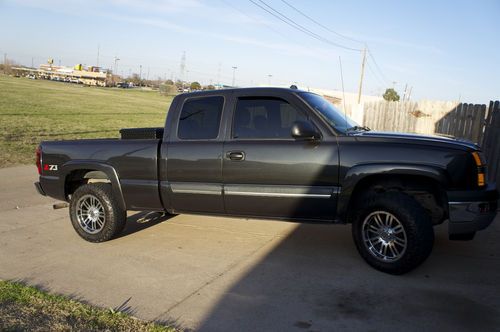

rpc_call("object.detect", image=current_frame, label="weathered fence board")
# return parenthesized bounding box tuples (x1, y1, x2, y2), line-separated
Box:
(358, 100, 487, 143)
(482, 101, 500, 184)
(339, 99, 499, 184)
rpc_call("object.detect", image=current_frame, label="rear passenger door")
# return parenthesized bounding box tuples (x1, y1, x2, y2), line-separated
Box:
(222, 93, 339, 220)
(165, 95, 226, 214)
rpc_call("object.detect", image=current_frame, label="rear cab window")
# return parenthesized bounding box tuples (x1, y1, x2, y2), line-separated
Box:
(177, 96, 224, 140)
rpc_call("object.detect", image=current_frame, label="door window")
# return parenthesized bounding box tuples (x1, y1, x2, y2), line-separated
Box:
(233, 97, 306, 139)
(178, 96, 224, 139)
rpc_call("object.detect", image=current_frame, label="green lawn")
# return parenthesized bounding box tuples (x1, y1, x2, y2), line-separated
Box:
(0, 280, 177, 331)
(0, 75, 173, 167)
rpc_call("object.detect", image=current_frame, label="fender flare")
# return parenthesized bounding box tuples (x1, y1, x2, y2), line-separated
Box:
(61, 160, 126, 211)
(337, 163, 449, 221)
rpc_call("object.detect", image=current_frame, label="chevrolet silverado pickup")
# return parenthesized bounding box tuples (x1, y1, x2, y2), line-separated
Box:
(35, 87, 498, 274)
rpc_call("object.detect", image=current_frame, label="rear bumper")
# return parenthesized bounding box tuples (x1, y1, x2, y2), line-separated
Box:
(34, 181, 46, 196)
(34, 176, 65, 201)
(447, 184, 498, 236)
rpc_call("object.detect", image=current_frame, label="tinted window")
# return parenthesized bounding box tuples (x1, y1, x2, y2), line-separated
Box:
(178, 96, 224, 139)
(299, 92, 357, 132)
(233, 97, 306, 139)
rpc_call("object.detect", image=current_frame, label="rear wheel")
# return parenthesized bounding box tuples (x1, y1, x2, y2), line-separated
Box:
(352, 191, 434, 274)
(69, 183, 126, 242)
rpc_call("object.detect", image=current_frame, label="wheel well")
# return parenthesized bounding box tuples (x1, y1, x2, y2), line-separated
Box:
(65, 169, 110, 199)
(347, 174, 448, 225)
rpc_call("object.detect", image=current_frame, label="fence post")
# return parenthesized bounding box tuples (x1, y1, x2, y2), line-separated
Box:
(482, 101, 500, 184)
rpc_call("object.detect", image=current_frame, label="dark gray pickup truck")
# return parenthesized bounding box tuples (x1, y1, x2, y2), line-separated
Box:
(35, 87, 498, 274)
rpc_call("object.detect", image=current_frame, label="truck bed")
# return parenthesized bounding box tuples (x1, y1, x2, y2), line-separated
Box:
(39, 138, 162, 210)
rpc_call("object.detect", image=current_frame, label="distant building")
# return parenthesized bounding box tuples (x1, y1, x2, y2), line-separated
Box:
(13, 63, 111, 86)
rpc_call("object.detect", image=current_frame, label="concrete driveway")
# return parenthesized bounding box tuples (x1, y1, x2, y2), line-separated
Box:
(1, 165, 499, 331)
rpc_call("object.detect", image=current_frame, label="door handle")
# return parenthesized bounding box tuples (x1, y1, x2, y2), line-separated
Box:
(227, 151, 245, 161)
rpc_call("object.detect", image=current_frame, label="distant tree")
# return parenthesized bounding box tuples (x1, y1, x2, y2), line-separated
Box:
(165, 79, 174, 85)
(190, 81, 201, 90)
(128, 73, 142, 86)
(160, 83, 178, 96)
(0, 59, 16, 75)
(383, 88, 400, 102)
(205, 84, 215, 90)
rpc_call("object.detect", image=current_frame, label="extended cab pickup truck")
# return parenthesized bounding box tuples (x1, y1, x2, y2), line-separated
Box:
(35, 88, 498, 274)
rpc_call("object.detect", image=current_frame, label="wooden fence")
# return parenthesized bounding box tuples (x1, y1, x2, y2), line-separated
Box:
(363, 101, 418, 133)
(342, 99, 500, 184)
(434, 103, 487, 143)
(482, 101, 500, 184)
(360, 100, 487, 143)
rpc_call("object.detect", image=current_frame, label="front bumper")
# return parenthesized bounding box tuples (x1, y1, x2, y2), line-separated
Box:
(447, 184, 498, 237)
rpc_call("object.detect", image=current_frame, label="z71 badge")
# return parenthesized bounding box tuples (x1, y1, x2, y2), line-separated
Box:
(43, 164, 58, 171)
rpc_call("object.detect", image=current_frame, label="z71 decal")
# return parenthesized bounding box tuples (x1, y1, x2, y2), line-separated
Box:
(43, 164, 58, 171)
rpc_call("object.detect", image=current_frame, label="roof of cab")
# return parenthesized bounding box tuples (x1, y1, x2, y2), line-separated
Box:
(178, 86, 310, 98)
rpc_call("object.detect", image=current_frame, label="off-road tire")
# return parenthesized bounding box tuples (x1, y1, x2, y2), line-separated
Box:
(352, 191, 434, 274)
(69, 183, 127, 242)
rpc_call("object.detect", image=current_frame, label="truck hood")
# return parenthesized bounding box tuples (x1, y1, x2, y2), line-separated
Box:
(352, 130, 479, 151)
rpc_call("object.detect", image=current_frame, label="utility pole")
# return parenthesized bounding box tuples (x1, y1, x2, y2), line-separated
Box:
(357, 47, 367, 104)
(113, 56, 120, 75)
(96, 44, 100, 67)
(139, 65, 142, 86)
(407, 86, 413, 101)
(180, 51, 186, 83)
(402, 83, 408, 102)
(232, 66, 237, 87)
(31, 57, 34, 68)
(217, 63, 221, 87)
(3, 53, 6, 65)
(147, 67, 150, 81)
(268, 74, 272, 86)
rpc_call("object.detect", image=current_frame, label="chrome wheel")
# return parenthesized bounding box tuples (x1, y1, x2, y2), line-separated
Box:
(76, 194, 105, 234)
(362, 211, 407, 262)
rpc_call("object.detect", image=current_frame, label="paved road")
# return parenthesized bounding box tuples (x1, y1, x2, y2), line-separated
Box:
(1, 165, 499, 331)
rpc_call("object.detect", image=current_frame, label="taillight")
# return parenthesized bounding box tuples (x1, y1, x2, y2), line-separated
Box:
(36, 146, 42, 175)
(472, 151, 486, 187)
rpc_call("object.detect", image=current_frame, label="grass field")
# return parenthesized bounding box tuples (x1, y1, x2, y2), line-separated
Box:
(0, 280, 176, 331)
(0, 75, 173, 167)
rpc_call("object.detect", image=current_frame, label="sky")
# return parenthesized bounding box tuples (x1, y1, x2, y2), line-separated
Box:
(0, 0, 499, 103)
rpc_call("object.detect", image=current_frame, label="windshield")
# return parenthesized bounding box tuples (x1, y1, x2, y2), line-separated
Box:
(299, 92, 358, 132)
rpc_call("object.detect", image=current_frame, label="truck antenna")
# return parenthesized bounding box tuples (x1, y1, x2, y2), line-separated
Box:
(339, 56, 348, 130)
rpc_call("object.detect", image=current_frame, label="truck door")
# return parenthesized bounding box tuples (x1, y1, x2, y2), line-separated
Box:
(222, 93, 340, 220)
(163, 95, 226, 214)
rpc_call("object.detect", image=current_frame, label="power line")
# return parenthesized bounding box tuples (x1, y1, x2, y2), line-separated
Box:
(276, 0, 393, 87)
(367, 49, 390, 84)
(221, 0, 393, 90)
(366, 61, 388, 86)
(219, 0, 291, 40)
(248, 0, 393, 86)
(248, 0, 362, 52)
(280, 0, 364, 45)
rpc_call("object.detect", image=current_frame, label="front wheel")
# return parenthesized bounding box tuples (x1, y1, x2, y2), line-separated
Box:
(352, 192, 434, 274)
(69, 183, 126, 242)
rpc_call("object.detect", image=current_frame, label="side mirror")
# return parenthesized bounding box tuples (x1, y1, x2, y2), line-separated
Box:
(291, 121, 320, 140)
